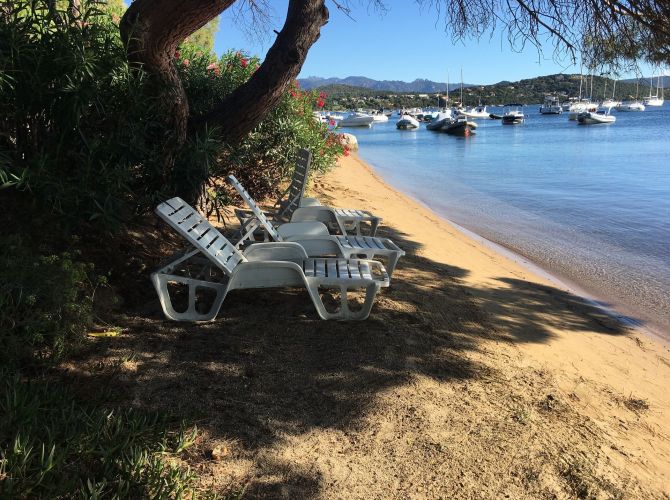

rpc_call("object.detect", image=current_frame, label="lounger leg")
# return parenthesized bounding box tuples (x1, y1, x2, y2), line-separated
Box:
(151, 273, 228, 321)
(305, 281, 379, 320)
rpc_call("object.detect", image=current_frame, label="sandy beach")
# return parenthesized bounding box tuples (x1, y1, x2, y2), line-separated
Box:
(71, 152, 670, 498)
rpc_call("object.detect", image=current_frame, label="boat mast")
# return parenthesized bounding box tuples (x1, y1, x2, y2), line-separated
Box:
(578, 65, 583, 100)
(446, 72, 449, 108)
(460, 67, 463, 106)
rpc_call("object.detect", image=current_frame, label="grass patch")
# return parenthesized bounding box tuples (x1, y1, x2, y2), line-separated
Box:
(0, 372, 203, 498)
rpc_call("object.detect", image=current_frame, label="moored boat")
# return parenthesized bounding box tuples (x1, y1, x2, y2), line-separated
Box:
(539, 96, 562, 114)
(616, 101, 645, 112)
(396, 114, 420, 130)
(502, 105, 525, 125)
(338, 112, 374, 127)
(442, 116, 476, 136)
(577, 109, 616, 124)
(426, 110, 454, 131)
(462, 105, 490, 119)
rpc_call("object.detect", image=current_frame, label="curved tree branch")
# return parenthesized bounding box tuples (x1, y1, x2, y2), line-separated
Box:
(194, 0, 329, 143)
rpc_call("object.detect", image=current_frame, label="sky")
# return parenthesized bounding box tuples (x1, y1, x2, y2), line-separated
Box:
(213, 1, 659, 85)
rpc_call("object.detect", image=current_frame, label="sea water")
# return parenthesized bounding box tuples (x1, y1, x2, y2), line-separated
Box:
(351, 106, 670, 336)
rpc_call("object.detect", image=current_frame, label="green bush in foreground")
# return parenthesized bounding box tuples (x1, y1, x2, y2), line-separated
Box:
(0, 237, 99, 367)
(0, 373, 200, 498)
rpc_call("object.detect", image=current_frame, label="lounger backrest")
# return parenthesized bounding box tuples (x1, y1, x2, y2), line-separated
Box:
(156, 197, 246, 276)
(274, 148, 312, 221)
(226, 175, 283, 242)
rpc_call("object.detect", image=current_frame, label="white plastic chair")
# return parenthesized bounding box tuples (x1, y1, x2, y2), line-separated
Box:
(228, 175, 405, 278)
(236, 149, 382, 236)
(152, 197, 389, 321)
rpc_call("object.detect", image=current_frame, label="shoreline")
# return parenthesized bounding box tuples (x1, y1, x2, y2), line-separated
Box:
(355, 151, 670, 344)
(311, 152, 670, 493)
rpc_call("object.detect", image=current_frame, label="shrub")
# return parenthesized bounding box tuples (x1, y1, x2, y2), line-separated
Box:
(0, 236, 98, 366)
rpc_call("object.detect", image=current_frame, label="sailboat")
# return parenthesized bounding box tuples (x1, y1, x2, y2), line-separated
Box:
(644, 75, 665, 106)
(601, 79, 621, 110)
(568, 69, 597, 120)
(617, 78, 646, 111)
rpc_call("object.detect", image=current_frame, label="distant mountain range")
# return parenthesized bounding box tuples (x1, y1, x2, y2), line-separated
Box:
(297, 76, 476, 92)
(299, 74, 668, 93)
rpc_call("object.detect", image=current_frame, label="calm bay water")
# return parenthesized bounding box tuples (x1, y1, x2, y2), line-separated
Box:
(352, 105, 670, 335)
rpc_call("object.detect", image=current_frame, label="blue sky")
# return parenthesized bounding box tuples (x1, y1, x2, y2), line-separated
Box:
(213, 1, 656, 85)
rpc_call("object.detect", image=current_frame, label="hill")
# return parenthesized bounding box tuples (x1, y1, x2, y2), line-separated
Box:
(298, 76, 476, 92)
(322, 74, 648, 110)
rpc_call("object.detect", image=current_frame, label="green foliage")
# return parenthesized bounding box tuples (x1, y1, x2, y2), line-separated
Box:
(0, 0, 172, 233)
(0, 236, 99, 366)
(0, 373, 200, 498)
(176, 46, 344, 202)
(189, 17, 220, 52)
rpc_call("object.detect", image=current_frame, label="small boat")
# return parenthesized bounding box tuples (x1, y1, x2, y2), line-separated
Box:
(442, 116, 476, 136)
(489, 113, 503, 120)
(600, 99, 621, 110)
(539, 96, 562, 114)
(462, 105, 490, 119)
(567, 100, 597, 120)
(338, 112, 374, 127)
(371, 112, 389, 123)
(616, 101, 645, 112)
(577, 109, 616, 124)
(396, 114, 420, 130)
(502, 105, 525, 125)
(426, 110, 454, 131)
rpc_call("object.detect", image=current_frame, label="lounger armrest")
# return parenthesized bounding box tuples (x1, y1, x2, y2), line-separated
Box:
(300, 197, 322, 207)
(243, 242, 309, 262)
(276, 221, 330, 239)
(378, 237, 406, 255)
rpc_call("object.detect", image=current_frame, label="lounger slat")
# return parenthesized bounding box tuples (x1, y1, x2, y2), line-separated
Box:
(359, 261, 372, 280)
(370, 237, 386, 249)
(303, 259, 314, 277)
(337, 259, 349, 278)
(327, 259, 337, 278)
(337, 236, 353, 249)
(316, 259, 326, 277)
(349, 261, 360, 279)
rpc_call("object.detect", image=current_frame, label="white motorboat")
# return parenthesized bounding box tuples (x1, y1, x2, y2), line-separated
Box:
(600, 99, 621, 110)
(616, 101, 645, 112)
(462, 105, 490, 119)
(577, 109, 616, 124)
(502, 105, 525, 125)
(567, 99, 597, 120)
(426, 110, 454, 131)
(371, 112, 389, 122)
(338, 112, 374, 127)
(539, 96, 562, 114)
(396, 114, 420, 130)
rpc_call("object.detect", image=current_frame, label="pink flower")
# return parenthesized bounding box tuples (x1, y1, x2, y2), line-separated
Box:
(174, 50, 181, 59)
(316, 99, 325, 108)
(182, 59, 190, 67)
(240, 58, 248, 68)
(329, 119, 336, 126)
(207, 63, 218, 70)
(294, 80, 300, 89)
(343, 148, 350, 157)
(319, 91, 327, 99)
(290, 90, 297, 98)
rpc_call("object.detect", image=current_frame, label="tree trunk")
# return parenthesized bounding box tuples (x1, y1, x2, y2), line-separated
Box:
(196, 0, 329, 143)
(120, 0, 235, 187)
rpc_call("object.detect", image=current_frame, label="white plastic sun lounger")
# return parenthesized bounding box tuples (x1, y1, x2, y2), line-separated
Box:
(151, 197, 389, 321)
(236, 149, 382, 236)
(228, 175, 405, 277)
